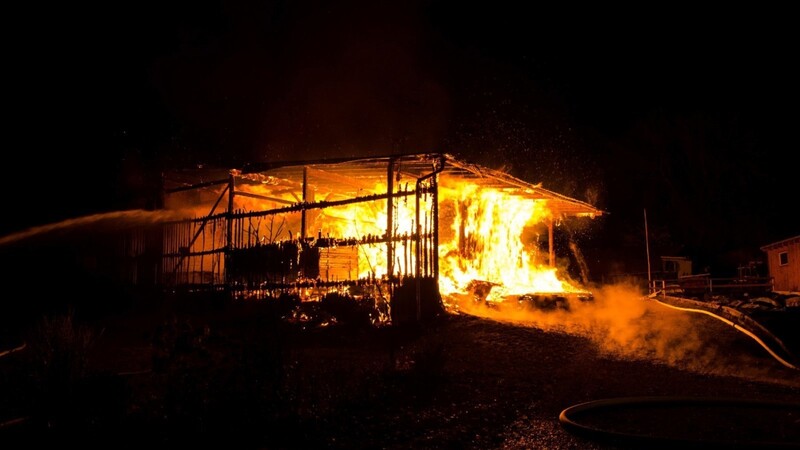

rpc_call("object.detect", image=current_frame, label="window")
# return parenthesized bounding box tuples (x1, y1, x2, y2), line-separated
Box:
(779, 251, 789, 266)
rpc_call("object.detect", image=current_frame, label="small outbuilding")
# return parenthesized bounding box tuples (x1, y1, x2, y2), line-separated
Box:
(760, 235, 800, 293)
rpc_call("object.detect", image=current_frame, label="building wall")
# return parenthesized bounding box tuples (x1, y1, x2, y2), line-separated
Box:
(659, 257, 693, 279)
(765, 240, 800, 292)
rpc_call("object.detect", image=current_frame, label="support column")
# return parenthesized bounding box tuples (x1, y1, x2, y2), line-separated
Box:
(386, 157, 396, 279)
(226, 172, 235, 284)
(227, 173, 235, 250)
(548, 218, 555, 267)
(301, 166, 308, 240)
(432, 175, 439, 282)
(415, 184, 422, 321)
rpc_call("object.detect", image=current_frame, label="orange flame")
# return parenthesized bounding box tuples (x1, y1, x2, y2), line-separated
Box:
(437, 178, 585, 304)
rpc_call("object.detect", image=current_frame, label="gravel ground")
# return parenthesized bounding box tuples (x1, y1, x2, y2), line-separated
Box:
(2, 292, 799, 449)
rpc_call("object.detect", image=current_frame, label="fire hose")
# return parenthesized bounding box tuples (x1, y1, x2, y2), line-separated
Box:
(559, 396, 800, 449)
(558, 295, 800, 447)
(0, 342, 26, 359)
(647, 292, 799, 371)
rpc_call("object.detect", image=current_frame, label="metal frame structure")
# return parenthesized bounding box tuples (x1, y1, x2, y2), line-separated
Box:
(157, 153, 604, 319)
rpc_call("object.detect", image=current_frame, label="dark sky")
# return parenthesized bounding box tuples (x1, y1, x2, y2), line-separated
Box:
(5, 1, 797, 276)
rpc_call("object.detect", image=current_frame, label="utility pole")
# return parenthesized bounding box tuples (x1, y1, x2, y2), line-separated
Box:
(644, 208, 652, 291)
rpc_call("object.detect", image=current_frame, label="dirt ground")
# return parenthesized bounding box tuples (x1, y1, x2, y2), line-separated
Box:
(1, 291, 799, 449)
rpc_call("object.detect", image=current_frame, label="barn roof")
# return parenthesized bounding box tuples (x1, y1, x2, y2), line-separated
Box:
(165, 153, 605, 219)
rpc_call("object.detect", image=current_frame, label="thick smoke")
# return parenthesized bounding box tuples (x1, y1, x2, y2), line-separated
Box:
(446, 281, 799, 386)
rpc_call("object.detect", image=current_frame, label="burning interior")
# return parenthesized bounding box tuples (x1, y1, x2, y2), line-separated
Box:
(157, 153, 603, 324)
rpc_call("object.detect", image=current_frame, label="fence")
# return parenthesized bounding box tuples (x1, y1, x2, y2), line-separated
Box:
(649, 275, 774, 298)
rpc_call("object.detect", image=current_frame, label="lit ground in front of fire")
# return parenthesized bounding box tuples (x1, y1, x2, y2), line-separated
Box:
(4, 281, 799, 448)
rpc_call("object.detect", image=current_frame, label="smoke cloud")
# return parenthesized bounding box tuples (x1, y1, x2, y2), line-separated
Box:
(446, 281, 799, 386)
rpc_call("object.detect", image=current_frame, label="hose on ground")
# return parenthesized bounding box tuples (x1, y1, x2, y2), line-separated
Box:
(559, 396, 800, 449)
(649, 296, 798, 370)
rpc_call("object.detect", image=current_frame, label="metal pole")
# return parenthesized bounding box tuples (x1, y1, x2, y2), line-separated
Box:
(416, 185, 422, 321)
(644, 208, 652, 288)
(548, 219, 555, 267)
(414, 156, 446, 321)
(226, 173, 235, 285)
(301, 166, 308, 240)
(432, 175, 439, 283)
(227, 174, 235, 249)
(386, 157, 395, 279)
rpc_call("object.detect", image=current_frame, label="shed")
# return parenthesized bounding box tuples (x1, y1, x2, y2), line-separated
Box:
(760, 235, 800, 293)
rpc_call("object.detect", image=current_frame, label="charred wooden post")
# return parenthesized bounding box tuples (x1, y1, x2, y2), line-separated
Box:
(432, 174, 439, 282)
(549, 218, 555, 267)
(226, 173, 235, 284)
(386, 157, 395, 279)
(172, 183, 229, 277)
(227, 173, 235, 249)
(414, 156, 445, 321)
(424, 214, 429, 277)
(200, 220, 205, 281)
(301, 166, 308, 240)
(415, 184, 422, 320)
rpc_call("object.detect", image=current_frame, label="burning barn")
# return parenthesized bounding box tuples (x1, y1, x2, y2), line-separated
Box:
(157, 153, 603, 324)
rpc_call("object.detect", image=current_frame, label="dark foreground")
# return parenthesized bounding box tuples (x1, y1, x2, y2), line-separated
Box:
(1, 293, 799, 449)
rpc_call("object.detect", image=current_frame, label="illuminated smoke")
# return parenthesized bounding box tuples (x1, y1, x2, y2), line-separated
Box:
(447, 281, 799, 385)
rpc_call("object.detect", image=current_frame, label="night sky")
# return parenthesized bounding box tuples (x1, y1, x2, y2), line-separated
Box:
(5, 1, 797, 278)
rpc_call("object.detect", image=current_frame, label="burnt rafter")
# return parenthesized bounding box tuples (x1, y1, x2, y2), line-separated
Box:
(440, 156, 603, 218)
(234, 190, 295, 205)
(165, 153, 603, 218)
(229, 153, 604, 218)
(232, 187, 426, 220)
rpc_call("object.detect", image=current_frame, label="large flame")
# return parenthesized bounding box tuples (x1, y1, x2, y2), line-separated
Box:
(437, 178, 585, 303)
